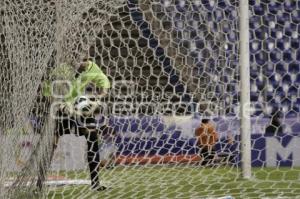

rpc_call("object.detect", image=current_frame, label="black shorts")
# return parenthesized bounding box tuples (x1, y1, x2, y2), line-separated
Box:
(55, 110, 97, 137)
(198, 145, 216, 165)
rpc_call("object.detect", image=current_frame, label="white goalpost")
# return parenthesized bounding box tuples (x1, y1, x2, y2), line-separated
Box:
(239, 0, 251, 179)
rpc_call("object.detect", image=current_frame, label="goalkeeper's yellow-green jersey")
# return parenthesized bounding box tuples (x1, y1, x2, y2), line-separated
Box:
(43, 61, 110, 103)
(67, 61, 110, 102)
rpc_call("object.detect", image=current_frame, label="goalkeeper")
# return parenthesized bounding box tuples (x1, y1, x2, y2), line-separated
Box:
(43, 58, 110, 191)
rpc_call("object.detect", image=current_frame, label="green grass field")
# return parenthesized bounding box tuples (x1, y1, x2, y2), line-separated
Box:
(46, 165, 300, 199)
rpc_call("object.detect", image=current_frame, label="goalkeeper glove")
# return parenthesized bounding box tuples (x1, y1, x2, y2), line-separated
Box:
(59, 102, 73, 115)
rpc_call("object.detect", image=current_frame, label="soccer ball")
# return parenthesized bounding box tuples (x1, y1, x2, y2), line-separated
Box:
(74, 96, 99, 117)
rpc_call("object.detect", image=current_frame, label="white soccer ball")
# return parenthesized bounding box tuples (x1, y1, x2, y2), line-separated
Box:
(74, 96, 99, 117)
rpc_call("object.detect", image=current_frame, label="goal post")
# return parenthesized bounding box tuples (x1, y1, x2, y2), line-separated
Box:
(239, 0, 252, 179)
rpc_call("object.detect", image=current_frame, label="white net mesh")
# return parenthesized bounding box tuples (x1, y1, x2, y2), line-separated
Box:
(1, 0, 300, 198)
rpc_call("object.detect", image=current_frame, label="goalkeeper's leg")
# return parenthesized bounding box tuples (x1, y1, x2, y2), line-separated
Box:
(83, 130, 104, 190)
(36, 109, 73, 190)
(78, 116, 106, 191)
(36, 134, 59, 190)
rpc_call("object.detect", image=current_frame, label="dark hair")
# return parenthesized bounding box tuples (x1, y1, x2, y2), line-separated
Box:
(201, 119, 210, 124)
(82, 57, 89, 62)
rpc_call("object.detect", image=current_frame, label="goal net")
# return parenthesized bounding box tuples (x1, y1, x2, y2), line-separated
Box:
(1, 0, 300, 198)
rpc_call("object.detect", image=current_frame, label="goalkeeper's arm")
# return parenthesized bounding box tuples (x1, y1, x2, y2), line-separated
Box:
(76, 59, 111, 98)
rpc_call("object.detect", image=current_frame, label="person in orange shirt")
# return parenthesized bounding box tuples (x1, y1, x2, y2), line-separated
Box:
(195, 118, 219, 166)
